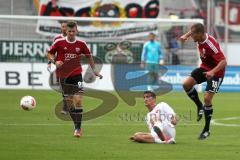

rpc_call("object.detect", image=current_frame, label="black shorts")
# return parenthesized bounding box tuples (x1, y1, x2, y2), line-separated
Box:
(190, 68, 224, 93)
(59, 74, 83, 96)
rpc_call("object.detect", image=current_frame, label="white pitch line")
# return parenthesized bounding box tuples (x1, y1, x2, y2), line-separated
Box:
(211, 117, 240, 127)
(2, 117, 240, 127)
(1, 117, 239, 127)
(0, 117, 240, 127)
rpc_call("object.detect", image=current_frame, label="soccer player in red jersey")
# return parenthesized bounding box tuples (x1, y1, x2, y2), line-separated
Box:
(48, 21, 68, 114)
(47, 21, 67, 71)
(180, 23, 227, 140)
(53, 21, 67, 41)
(48, 21, 67, 71)
(47, 21, 102, 137)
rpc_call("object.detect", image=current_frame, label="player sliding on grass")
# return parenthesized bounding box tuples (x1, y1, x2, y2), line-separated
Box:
(180, 23, 227, 140)
(47, 21, 102, 138)
(130, 91, 177, 144)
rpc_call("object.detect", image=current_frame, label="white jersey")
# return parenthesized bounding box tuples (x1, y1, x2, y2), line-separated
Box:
(146, 102, 176, 143)
(146, 102, 176, 130)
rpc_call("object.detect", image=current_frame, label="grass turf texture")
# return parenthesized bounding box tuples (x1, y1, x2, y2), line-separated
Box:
(0, 90, 239, 160)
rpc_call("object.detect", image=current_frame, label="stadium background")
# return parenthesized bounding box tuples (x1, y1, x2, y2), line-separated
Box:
(0, 0, 240, 92)
(0, 1, 240, 160)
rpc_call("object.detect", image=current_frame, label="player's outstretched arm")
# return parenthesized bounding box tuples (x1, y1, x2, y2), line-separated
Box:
(179, 31, 192, 42)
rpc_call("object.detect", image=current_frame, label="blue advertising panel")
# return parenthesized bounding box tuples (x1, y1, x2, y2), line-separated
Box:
(163, 66, 240, 92)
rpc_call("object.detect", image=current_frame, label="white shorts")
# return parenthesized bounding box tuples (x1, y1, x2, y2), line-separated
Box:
(150, 122, 176, 143)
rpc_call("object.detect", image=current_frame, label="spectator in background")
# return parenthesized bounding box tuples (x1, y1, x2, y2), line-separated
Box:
(191, 9, 206, 26)
(141, 32, 164, 90)
(179, 11, 185, 19)
(169, 34, 180, 65)
(192, 9, 206, 21)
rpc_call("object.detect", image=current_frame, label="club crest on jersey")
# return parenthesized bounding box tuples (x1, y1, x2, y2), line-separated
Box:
(64, 47, 67, 50)
(76, 48, 80, 53)
(200, 48, 206, 58)
(202, 48, 206, 54)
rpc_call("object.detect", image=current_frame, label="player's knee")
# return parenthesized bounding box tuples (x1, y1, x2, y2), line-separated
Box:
(75, 101, 82, 107)
(204, 95, 212, 106)
(73, 95, 82, 106)
(182, 80, 191, 91)
(133, 133, 140, 140)
(183, 77, 195, 91)
(75, 95, 82, 101)
(134, 135, 144, 142)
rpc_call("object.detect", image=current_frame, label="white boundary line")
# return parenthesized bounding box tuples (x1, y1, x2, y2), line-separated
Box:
(1, 117, 239, 127)
(211, 117, 240, 127)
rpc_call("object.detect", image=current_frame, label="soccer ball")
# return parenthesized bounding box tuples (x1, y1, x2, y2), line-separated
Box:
(20, 96, 36, 110)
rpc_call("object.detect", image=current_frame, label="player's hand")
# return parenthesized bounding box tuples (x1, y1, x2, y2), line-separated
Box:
(171, 116, 178, 126)
(94, 71, 103, 79)
(55, 61, 63, 68)
(150, 116, 158, 126)
(204, 71, 215, 79)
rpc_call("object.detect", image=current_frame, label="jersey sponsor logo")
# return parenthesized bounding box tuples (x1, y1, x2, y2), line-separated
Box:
(65, 53, 77, 60)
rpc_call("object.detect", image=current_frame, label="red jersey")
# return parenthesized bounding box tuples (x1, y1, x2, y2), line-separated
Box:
(197, 34, 226, 77)
(53, 34, 65, 42)
(48, 37, 91, 78)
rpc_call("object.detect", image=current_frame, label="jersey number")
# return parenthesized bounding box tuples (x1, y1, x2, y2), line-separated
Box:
(78, 81, 83, 88)
(211, 80, 219, 92)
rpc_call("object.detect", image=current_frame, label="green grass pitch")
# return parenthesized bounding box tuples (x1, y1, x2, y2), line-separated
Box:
(0, 90, 239, 160)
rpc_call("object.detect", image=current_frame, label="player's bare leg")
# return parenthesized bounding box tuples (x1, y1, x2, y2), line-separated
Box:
(66, 94, 83, 137)
(199, 91, 214, 140)
(130, 132, 175, 144)
(130, 132, 148, 141)
(131, 133, 155, 143)
(72, 93, 83, 137)
(183, 76, 204, 121)
(64, 95, 74, 110)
